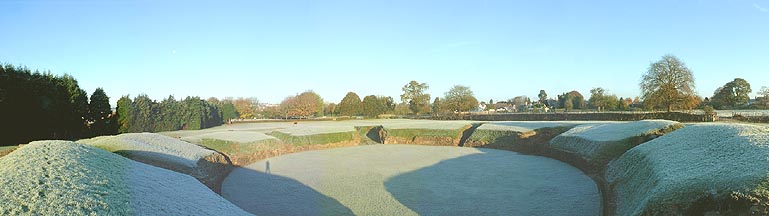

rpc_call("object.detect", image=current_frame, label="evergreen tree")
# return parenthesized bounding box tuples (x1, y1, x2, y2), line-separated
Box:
(338, 92, 362, 116)
(88, 88, 114, 136)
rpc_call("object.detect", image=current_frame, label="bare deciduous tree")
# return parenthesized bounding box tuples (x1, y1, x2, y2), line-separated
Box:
(640, 55, 697, 112)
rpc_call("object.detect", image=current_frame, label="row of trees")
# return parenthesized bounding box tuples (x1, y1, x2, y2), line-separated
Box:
(116, 95, 226, 133)
(224, 54, 760, 119)
(252, 81, 483, 119)
(0, 64, 115, 146)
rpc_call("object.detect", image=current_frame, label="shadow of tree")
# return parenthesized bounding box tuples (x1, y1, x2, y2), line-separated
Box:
(383, 148, 600, 216)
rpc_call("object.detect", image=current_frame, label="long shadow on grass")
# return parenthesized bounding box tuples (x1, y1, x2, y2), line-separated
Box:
(383, 148, 600, 216)
(222, 167, 355, 216)
(108, 149, 353, 215)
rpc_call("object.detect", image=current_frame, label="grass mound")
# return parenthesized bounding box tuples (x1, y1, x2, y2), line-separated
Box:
(78, 133, 230, 192)
(465, 121, 580, 150)
(382, 121, 476, 146)
(549, 120, 682, 167)
(268, 131, 358, 146)
(606, 123, 769, 215)
(0, 141, 249, 215)
(180, 131, 279, 144)
(198, 138, 284, 166)
(475, 121, 582, 133)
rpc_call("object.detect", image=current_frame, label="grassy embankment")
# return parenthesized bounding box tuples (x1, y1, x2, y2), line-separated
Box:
(548, 120, 684, 169)
(77, 133, 231, 193)
(0, 141, 249, 215)
(381, 121, 478, 146)
(607, 123, 769, 215)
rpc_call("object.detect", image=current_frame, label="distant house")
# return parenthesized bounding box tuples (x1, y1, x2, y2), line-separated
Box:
(500, 103, 515, 112)
(477, 102, 487, 112)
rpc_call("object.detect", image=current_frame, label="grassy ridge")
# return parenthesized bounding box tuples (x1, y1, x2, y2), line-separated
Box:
(386, 128, 460, 139)
(0, 141, 132, 215)
(383, 128, 464, 146)
(268, 131, 358, 146)
(465, 129, 533, 146)
(0, 141, 250, 215)
(199, 138, 282, 155)
(549, 120, 683, 168)
(607, 124, 769, 215)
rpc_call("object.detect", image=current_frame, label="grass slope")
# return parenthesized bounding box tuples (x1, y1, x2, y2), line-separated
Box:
(268, 131, 358, 146)
(0, 141, 250, 215)
(549, 120, 682, 167)
(0, 145, 17, 157)
(382, 121, 476, 146)
(79, 133, 216, 169)
(465, 121, 581, 149)
(180, 131, 279, 144)
(78, 133, 230, 191)
(606, 123, 769, 215)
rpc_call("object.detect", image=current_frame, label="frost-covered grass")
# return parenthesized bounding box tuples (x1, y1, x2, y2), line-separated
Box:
(380, 121, 476, 145)
(224, 145, 599, 215)
(476, 121, 583, 133)
(466, 121, 581, 146)
(549, 120, 682, 166)
(380, 120, 476, 130)
(78, 133, 216, 169)
(606, 123, 769, 215)
(274, 125, 356, 136)
(385, 128, 462, 139)
(199, 138, 283, 155)
(554, 120, 679, 142)
(180, 131, 279, 144)
(0, 141, 250, 215)
(268, 131, 357, 146)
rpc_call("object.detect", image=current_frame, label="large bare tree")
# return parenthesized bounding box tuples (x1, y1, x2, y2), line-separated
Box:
(640, 55, 697, 112)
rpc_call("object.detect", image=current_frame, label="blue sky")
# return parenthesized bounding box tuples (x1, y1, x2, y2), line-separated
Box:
(2, 0, 768, 105)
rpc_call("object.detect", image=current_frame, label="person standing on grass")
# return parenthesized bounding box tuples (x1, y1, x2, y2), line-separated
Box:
(266, 160, 271, 174)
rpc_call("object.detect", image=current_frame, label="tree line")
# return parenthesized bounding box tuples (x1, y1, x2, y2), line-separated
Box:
(116, 95, 228, 133)
(5, 54, 769, 146)
(0, 64, 115, 146)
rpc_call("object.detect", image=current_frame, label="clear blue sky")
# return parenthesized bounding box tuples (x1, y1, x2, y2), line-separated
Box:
(2, 0, 768, 105)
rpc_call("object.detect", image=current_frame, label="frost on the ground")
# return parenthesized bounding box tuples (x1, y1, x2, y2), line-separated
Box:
(79, 133, 216, 169)
(275, 125, 356, 136)
(606, 123, 769, 215)
(549, 120, 681, 165)
(381, 120, 476, 130)
(0, 141, 250, 215)
(223, 145, 599, 216)
(476, 121, 581, 133)
(180, 131, 279, 144)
